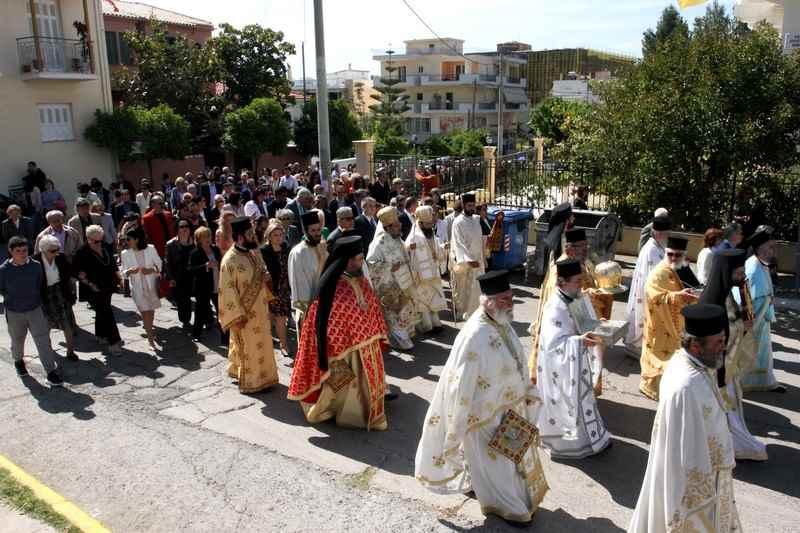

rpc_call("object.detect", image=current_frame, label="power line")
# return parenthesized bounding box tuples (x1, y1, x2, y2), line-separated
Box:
(398, 0, 481, 64)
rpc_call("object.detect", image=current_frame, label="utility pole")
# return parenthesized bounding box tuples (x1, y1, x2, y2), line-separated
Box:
(313, 0, 331, 180)
(496, 52, 504, 157)
(301, 41, 307, 103)
(471, 77, 477, 130)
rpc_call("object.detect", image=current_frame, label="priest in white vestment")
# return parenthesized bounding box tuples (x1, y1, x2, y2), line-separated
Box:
(536, 259, 611, 459)
(288, 212, 329, 337)
(405, 205, 447, 333)
(624, 215, 670, 356)
(450, 193, 484, 320)
(367, 206, 419, 350)
(416, 270, 548, 526)
(629, 303, 741, 533)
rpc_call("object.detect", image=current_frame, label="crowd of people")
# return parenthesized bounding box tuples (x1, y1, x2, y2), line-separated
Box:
(0, 159, 787, 531)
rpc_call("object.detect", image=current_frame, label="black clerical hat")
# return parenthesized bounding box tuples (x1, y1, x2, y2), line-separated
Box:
(748, 227, 774, 251)
(230, 216, 252, 237)
(301, 211, 320, 229)
(556, 258, 582, 279)
(461, 193, 476, 204)
(477, 270, 511, 295)
(667, 236, 688, 251)
(682, 304, 727, 337)
(549, 202, 573, 228)
(565, 228, 587, 243)
(330, 235, 363, 260)
(652, 216, 672, 231)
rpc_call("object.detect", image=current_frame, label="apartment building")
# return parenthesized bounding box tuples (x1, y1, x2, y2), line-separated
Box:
(0, 0, 115, 205)
(372, 38, 529, 146)
(289, 67, 378, 118)
(735, 0, 800, 52)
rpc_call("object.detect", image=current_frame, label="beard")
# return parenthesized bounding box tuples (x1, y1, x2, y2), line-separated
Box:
(422, 227, 434, 238)
(391, 232, 402, 240)
(668, 258, 688, 271)
(243, 238, 258, 250)
(346, 267, 363, 277)
(491, 308, 514, 325)
(463, 209, 475, 216)
(700, 349, 724, 370)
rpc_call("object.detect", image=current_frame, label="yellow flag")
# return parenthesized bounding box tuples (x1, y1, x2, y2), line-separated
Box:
(677, 0, 709, 8)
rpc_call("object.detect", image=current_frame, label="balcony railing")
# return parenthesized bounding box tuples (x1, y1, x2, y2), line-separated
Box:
(17, 36, 95, 79)
(478, 102, 497, 110)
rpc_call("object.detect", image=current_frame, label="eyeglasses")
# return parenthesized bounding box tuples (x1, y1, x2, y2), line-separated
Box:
(47, 249, 59, 254)
(666, 252, 684, 258)
(89, 239, 103, 245)
(179, 225, 190, 229)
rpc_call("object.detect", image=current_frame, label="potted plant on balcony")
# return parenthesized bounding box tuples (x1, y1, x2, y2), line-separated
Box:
(73, 21, 90, 72)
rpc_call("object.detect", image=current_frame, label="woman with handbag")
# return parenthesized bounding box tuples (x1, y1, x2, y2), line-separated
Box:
(34, 235, 78, 361)
(121, 227, 162, 349)
(164, 220, 195, 329)
(260, 219, 292, 357)
(188, 226, 224, 343)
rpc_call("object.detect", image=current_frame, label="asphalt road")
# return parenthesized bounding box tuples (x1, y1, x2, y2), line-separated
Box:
(0, 264, 798, 532)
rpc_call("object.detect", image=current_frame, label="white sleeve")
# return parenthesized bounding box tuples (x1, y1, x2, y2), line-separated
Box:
(452, 219, 479, 264)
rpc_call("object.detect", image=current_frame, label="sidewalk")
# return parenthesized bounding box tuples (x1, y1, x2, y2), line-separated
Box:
(0, 503, 53, 533)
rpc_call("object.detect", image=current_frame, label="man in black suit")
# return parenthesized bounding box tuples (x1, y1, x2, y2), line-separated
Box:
(112, 189, 140, 228)
(368, 167, 391, 206)
(267, 186, 289, 218)
(397, 196, 415, 240)
(326, 206, 356, 244)
(354, 196, 378, 253)
(312, 194, 337, 232)
(199, 174, 220, 207)
(0, 205, 36, 256)
(286, 187, 314, 234)
(90, 178, 111, 210)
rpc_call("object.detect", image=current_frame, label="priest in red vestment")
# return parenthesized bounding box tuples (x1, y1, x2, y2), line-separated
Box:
(288, 235, 390, 430)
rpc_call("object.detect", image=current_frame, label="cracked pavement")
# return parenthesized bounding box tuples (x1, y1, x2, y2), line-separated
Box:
(1, 260, 799, 532)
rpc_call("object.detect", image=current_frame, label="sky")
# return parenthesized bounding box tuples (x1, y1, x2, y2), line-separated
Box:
(144, 0, 738, 77)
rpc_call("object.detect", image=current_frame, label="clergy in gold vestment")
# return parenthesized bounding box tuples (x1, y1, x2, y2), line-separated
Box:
(640, 236, 698, 400)
(218, 217, 279, 394)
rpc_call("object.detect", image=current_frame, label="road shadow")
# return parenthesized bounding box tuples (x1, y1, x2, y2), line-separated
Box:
(745, 383, 800, 420)
(550, 438, 648, 509)
(742, 398, 800, 446)
(598, 398, 656, 444)
(385, 326, 456, 383)
(773, 308, 800, 339)
(604, 346, 641, 378)
(437, 507, 625, 532)
(734, 443, 800, 498)
(109, 305, 142, 328)
(20, 375, 96, 420)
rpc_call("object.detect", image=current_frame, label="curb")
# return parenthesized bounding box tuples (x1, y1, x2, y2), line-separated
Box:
(0, 454, 110, 533)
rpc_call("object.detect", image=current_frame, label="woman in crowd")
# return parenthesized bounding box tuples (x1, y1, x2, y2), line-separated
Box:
(121, 227, 163, 349)
(697, 227, 723, 286)
(164, 220, 196, 329)
(74, 225, 123, 355)
(188, 226, 223, 343)
(254, 215, 269, 246)
(170, 177, 188, 209)
(34, 235, 78, 361)
(118, 212, 140, 251)
(260, 219, 292, 357)
(41, 179, 67, 214)
(215, 209, 236, 255)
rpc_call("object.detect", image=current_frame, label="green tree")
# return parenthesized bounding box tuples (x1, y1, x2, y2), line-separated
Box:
(561, 4, 800, 232)
(642, 6, 689, 57)
(447, 128, 489, 157)
(222, 97, 291, 170)
(136, 104, 191, 175)
(370, 53, 411, 154)
(84, 106, 141, 160)
(293, 99, 362, 159)
(529, 97, 591, 144)
(419, 135, 453, 157)
(211, 24, 295, 107)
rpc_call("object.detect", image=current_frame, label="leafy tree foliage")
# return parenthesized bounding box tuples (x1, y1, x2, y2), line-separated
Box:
(293, 99, 363, 159)
(84, 106, 141, 160)
(222, 98, 291, 170)
(642, 5, 690, 57)
(529, 97, 591, 144)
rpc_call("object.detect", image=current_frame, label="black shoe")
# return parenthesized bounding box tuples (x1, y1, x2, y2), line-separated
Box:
(430, 326, 444, 335)
(14, 360, 28, 377)
(46, 371, 63, 387)
(66, 351, 79, 362)
(772, 384, 787, 394)
(384, 392, 399, 402)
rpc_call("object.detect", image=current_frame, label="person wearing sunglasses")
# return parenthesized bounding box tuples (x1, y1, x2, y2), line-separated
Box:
(33, 235, 78, 362)
(164, 220, 196, 329)
(121, 227, 163, 349)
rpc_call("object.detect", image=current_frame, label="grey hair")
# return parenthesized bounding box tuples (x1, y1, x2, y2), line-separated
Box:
(91, 200, 105, 211)
(296, 187, 313, 199)
(46, 210, 64, 223)
(336, 207, 354, 220)
(75, 197, 91, 208)
(6, 204, 21, 215)
(361, 196, 376, 209)
(723, 222, 742, 240)
(277, 209, 294, 221)
(85, 224, 104, 241)
(38, 234, 60, 253)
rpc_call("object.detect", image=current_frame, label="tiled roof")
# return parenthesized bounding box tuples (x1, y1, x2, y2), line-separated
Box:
(102, 0, 214, 29)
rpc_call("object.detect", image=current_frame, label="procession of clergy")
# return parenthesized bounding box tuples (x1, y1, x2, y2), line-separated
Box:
(220, 192, 782, 531)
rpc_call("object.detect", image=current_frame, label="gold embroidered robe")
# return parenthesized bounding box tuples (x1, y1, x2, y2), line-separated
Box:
(640, 261, 687, 400)
(218, 248, 278, 393)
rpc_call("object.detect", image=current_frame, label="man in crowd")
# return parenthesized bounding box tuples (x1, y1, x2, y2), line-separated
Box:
(327, 207, 356, 244)
(624, 214, 670, 356)
(741, 226, 784, 393)
(287, 187, 314, 234)
(1, 205, 36, 256)
(141, 195, 176, 258)
(68, 197, 101, 244)
(112, 189, 140, 228)
(288, 236, 389, 430)
(416, 270, 548, 527)
(405, 205, 446, 334)
(136, 179, 153, 214)
(35, 210, 81, 261)
(640, 236, 699, 400)
(218, 217, 279, 394)
(700, 249, 767, 461)
(369, 167, 391, 205)
(716, 222, 744, 252)
(354, 196, 378, 252)
(528, 202, 574, 379)
(276, 209, 302, 249)
(637, 207, 668, 252)
(279, 166, 298, 196)
(398, 196, 416, 240)
(288, 212, 329, 339)
(367, 207, 418, 350)
(629, 304, 741, 533)
(0, 236, 63, 386)
(91, 201, 117, 257)
(450, 193, 484, 320)
(536, 258, 610, 458)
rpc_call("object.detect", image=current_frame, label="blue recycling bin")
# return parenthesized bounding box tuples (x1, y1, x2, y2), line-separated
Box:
(486, 206, 534, 270)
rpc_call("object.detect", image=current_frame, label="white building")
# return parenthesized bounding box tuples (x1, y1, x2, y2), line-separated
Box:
(0, 0, 115, 207)
(735, 0, 800, 52)
(288, 67, 376, 124)
(372, 38, 529, 147)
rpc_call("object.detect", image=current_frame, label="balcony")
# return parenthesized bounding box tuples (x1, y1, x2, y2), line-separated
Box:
(17, 36, 96, 81)
(478, 102, 497, 111)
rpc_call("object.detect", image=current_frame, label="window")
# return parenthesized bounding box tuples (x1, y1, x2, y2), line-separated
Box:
(405, 118, 431, 134)
(416, 93, 423, 101)
(397, 66, 407, 82)
(38, 104, 74, 142)
(105, 32, 133, 65)
(418, 65, 424, 73)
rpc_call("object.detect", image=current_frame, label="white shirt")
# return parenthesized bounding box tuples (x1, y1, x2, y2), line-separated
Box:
(244, 200, 265, 218)
(279, 174, 298, 193)
(696, 247, 714, 285)
(43, 256, 60, 286)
